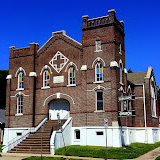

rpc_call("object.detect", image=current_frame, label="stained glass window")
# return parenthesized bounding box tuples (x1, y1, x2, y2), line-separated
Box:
(18, 72, 24, 89)
(17, 95, 23, 114)
(68, 66, 75, 85)
(96, 90, 103, 110)
(95, 61, 103, 82)
(43, 70, 50, 87)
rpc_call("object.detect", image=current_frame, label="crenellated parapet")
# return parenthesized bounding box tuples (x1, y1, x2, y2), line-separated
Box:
(9, 43, 39, 59)
(82, 9, 124, 33)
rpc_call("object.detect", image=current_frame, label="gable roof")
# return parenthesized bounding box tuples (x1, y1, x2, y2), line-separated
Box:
(37, 30, 82, 56)
(127, 71, 147, 84)
(0, 109, 5, 124)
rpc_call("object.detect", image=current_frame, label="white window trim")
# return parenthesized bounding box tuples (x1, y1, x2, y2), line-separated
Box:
(68, 66, 76, 85)
(17, 96, 23, 115)
(119, 44, 122, 55)
(95, 40, 102, 52)
(43, 70, 50, 88)
(119, 62, 123, 83)
(93, 81, 104, 84)
(74, 129, 81, 140)
(41, 86, 50, 90)
(151, 79, 156, 117)
(95, 61, 103, 82)
(17, 72, 24, 90)
(95, 90, 104, 111)
(67, 84, 76, 87)
(16, 88, 24, 91)
(15, 113, 23, 116)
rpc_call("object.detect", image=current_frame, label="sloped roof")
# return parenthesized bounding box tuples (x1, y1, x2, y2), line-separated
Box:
(127, 71, 147, 84)
(0, 109, 5, 124)
(37, 31, 82, 55)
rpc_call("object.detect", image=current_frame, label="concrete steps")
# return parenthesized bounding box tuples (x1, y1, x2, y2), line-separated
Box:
(9, 119, 66, 154)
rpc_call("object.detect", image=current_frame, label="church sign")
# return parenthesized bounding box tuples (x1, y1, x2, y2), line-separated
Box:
(118, 95, 135, 101)
(118, 110, 135, 117)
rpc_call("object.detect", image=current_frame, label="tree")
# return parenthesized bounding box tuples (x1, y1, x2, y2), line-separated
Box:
(128, 68, 133, 73)
(0, 70, 8, 109)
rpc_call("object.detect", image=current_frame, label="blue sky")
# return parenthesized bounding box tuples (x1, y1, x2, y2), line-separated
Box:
(0, 0, 160, 87)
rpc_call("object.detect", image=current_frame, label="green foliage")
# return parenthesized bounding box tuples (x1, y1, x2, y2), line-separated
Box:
(0, 145, 4, 152)
(55, 142, 160, 159)
(156, 155, 160, 160)
(127, 68, 133, 73)
(0, 70, 8, 109)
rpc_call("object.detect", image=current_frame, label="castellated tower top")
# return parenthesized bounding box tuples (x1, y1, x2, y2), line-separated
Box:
(82, 9, 124, 33)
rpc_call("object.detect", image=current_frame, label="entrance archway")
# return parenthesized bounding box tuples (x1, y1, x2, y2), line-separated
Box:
(48, 99, 70, 120)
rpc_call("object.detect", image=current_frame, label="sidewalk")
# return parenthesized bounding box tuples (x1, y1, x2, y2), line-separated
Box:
(1, 146, 160, 160)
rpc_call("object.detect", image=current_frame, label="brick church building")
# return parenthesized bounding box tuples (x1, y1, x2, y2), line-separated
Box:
(3, 10, 159, 154)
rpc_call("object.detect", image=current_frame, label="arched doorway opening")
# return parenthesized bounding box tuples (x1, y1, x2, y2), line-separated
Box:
(48, 99, 70, 120)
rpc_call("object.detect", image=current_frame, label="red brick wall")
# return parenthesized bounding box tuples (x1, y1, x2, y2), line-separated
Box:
(6, 12, 158, 129)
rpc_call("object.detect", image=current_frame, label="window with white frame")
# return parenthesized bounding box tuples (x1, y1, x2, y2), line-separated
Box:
(96, 90, 103, 110)
(119, 63, 122, 83)
(43, 69, 50, 87)
(74, 129, 80, 139)
(95, 61, 103, 82)
(17, 95, 23, 114)
(151, 81, 156, 117)
(18, 71, 24, 89)
(95, 40, 101, 51)
(68, 66, 75, 85)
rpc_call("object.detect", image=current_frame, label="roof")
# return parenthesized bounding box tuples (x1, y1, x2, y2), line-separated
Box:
(0, 109, 5, 124)
(127, 71, 147, 84)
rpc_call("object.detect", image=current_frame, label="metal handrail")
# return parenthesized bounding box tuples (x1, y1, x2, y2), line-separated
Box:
(2, 113, 49, 153)
(63, 112, 70, 120)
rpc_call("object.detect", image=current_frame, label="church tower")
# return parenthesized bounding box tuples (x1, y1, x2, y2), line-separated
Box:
(81, 10, 127, 126)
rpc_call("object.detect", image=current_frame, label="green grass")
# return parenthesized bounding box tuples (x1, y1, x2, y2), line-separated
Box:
(0, 145, 4, 152)
(22, 157, 81, 160)
(55, 142, 160, 159)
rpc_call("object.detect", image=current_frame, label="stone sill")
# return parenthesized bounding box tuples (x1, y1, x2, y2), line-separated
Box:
(15, 113, 23, 116)
(94, 50, 102, 53)
(93, 81, 104, 84)
(41, 86, 50, 90)
(67, 84, 76, 87)
(16, 88, 24, 91)
(94, 110, 105, 113)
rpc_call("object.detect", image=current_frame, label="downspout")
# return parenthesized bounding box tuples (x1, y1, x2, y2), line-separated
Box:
(143, 84, 147, 143)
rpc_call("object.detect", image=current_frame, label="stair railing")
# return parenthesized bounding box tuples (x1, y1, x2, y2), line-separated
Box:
(2, 113, 49, 153)
(63, 112, 70, 120)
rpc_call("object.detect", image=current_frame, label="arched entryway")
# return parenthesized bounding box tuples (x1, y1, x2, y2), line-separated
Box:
(48, 99, 70, 120)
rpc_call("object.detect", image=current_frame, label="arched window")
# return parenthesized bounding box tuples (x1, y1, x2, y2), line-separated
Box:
(95, 61, 103, 82)
(95, 90, 103, 111)
(68, 66, 75, 85)
(18, 71, 24, 89)
(151, 81, 156, 117)
(43, 70, 50, 87)
(119, 63, 122, 83)
(17, 95, 23, 114)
